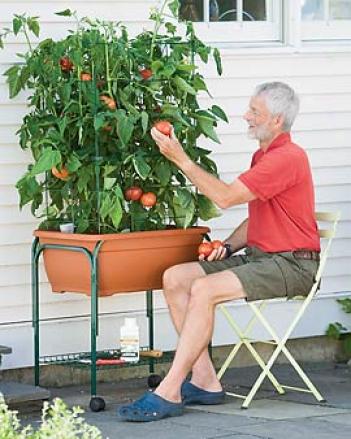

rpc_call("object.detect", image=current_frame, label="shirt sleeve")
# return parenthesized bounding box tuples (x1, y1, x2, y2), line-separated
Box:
(238, 149, 305, 201)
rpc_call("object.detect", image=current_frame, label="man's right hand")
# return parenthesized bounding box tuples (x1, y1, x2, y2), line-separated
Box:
(199, 241, 228, 262)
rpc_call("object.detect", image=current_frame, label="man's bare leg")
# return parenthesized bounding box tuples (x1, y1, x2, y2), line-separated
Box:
(162, 263, 221, 392)
(158, 269, 246, 402)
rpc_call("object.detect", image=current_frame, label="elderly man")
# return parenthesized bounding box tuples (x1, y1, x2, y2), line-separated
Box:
(118, 82, 320, 422)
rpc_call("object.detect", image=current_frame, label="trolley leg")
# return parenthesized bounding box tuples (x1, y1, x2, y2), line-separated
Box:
(146, 290, 154, 373)
(91, 254, 98, 397)
(31, 238, 40, 386)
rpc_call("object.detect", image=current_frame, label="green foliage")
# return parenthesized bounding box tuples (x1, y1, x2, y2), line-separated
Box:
(0, 396, 102, 438)
(326, 298, 351, 357)
(1, 1, 226, 234)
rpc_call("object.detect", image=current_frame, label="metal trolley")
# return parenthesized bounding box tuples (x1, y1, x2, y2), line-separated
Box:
(31, 237, 173, 411)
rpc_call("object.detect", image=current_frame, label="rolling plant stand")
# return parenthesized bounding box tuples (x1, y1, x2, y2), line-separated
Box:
(31, 237, 173, 412)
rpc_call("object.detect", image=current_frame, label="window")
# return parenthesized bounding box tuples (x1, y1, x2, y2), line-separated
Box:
(178, 0, 282, 44)
(301, 0, 351, 40)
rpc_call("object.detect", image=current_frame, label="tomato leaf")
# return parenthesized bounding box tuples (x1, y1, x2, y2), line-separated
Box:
(197, 194, 221, 221)
(213, 48, 223, 76)
(27, 18, 40, 37)
(55, 9, 73, 17)
(141, 111, 149, 136)
(197, 117, 220, 143)
(30, 147, 61, 176)
(12, 17, 22, 35)
(174, 76, 196, 95)
(210, 105, 228, 123)
(109, 197, 123, 229)
(133, 155, 151, 180)
(116, 110, 134, 146)
(155, 160, 171, 186)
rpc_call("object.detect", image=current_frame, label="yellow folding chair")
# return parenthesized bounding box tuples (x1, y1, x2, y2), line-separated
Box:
(217, 211, 341, 408)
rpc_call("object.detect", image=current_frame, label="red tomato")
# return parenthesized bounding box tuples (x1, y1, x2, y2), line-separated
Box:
(100, 95, 117, 110)
(140, 192, 157, 207)
(80, 72, 92, 81)
(140, 68, 152, 80)
(59, 57, 73, 72)
(52, 166, 69, 181)
(211, 240, 223, 249)
(198, 242, 213, 258)
(125, 186, 143, 201)
(153, 121, 172, 137)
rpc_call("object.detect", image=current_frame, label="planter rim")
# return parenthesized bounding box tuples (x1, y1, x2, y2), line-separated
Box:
(34, 225, 210, 242)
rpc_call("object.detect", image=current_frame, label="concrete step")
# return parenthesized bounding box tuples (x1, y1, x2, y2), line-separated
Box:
(0, 381, 50, 406)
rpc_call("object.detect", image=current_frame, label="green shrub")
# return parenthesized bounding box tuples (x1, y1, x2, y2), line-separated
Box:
(326, 298, 351, 357)
(0, 396, 102, 439)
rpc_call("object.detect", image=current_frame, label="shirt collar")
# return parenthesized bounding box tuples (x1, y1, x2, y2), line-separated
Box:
(265, 132, 291, 153)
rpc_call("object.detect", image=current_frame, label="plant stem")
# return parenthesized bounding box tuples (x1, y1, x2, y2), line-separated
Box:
(104, 27, 113, 96)
(22, 25, 33, 53)
(150, 0, 168, 61)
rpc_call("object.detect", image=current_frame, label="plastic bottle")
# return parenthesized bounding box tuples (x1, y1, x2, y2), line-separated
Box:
(120, 318, 139, 363)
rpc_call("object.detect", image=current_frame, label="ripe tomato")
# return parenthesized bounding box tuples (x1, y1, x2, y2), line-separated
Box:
(59, 57, 73, 72)
(125, 186, 143, 201)
(100, 95, 117, 110)
(198, 242, 213, 258)
(140, 192, 157, 207)
(80, 72, 92, 81)
(140, 68, 152, 80)
(153, 120, 172, 137)
(102, 125, 112, 132)
(52, 166, 69, 181)
(211, 240, 223, 249)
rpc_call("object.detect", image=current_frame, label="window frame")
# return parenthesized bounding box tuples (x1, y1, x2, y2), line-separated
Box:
(178, 0, 351, 47)
(184, 0, 283, 44)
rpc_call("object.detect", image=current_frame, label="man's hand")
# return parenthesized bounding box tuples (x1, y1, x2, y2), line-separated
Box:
(151, 127, 191, 168)
(199, 242, 228, 262)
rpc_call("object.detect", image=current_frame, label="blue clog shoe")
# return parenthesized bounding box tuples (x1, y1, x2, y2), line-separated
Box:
(181, 381, 225, 405)
(118, 391, 184, 422)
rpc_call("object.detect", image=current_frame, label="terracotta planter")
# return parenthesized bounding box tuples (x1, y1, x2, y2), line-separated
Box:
(34, 226, 210, 296)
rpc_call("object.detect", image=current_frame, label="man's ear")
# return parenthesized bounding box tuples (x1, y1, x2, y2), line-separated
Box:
(275, 114, 285, 130)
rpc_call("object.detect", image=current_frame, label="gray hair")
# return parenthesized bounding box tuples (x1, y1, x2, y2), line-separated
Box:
(254, 82, 300, 131)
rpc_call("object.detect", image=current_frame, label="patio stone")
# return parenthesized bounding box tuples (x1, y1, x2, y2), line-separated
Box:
(0, 381, 50, 405)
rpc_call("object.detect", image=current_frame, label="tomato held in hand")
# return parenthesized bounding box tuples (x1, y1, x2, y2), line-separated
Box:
(60, 57, 73, 72)
(52, 166, 69, 181)
(100, 95, 117, 110)
(198, 242, 213, 258)
(153, 121, 172, 137)
(140, 192, 157, 207)
(125, 186, 143, 201)
(211, 240, 224, 249)
(80, 72, 92, 81)
(140, 68, 152, 80)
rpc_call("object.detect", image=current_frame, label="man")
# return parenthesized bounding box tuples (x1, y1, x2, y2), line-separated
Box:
(118, 82, 320, 422)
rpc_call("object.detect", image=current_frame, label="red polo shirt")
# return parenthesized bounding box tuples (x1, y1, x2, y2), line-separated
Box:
(238, 133, 320, 252)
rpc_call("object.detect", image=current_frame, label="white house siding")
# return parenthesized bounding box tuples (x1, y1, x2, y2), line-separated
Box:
(0, 0, 350, 369)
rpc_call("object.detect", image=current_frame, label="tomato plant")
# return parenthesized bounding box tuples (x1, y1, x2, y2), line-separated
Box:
(1, 1, 227, 233)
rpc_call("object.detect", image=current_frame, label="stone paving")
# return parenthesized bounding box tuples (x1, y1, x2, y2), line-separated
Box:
(18, 362, 351, 439)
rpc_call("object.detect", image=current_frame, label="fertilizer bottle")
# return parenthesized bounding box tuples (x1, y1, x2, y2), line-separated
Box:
(120, 318, 140, 363)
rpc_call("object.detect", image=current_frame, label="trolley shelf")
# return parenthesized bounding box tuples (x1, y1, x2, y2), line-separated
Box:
(39, 347, 174, 369)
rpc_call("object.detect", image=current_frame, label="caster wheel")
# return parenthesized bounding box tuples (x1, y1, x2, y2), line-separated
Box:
(147, 374, 162, 389)
(89, 396, 106, 412)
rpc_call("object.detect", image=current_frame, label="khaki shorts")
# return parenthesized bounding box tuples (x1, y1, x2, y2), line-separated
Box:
(198, 246, 319, 302)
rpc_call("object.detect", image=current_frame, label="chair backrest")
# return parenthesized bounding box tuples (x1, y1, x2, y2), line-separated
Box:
(313, 211, 341, 288)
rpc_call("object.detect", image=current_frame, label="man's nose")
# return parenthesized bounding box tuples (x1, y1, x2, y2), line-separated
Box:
(243, 111, 250, 121)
